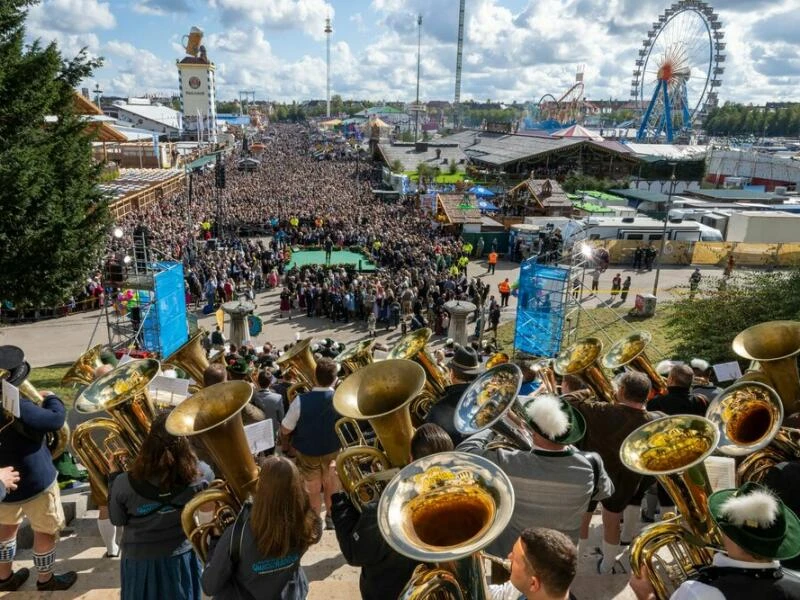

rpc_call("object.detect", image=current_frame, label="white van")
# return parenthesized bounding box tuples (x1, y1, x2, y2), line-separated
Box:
(562, 216, 723, 247)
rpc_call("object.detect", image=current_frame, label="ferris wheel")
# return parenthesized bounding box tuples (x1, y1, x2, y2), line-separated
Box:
(631, 0, 725, 143)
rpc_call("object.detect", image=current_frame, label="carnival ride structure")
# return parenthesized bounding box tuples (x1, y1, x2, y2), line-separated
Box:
(524, 67, 587, 132)
(632, 0, 724, 143)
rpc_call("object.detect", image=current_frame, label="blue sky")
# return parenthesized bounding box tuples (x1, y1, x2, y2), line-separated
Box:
(23, 0, 800, 105)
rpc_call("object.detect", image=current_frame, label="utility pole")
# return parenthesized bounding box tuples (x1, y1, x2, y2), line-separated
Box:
(325, 17, 333, 118)
(414, 14, 422, 142)
(652, 162, 678, 298)
(454, 0, 465, 128)
(93, 83, 103, 107)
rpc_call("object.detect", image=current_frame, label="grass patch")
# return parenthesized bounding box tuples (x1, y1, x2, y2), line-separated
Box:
(29, 365, 76, 408)
(496, 305, 678, 360)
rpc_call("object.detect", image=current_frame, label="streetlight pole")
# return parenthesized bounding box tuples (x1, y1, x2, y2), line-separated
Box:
(414, 14, 422, 143)
(652, 162, 678, 297)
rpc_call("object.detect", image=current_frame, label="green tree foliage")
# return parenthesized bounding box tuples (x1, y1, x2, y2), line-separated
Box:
(704, 102, 800, 137)
(665, 269, 800, 365)
(448, 159, 458, 175)
(389, 159, 403, 174)
(561, 174, 625, 194)
(0, 0, 109, 307)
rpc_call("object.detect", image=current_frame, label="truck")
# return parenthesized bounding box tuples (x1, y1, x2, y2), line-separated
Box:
(560, 216, 723, 247)
(725, 211, 800, 243)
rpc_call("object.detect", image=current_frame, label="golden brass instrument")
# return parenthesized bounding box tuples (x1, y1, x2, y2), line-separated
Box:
(61, 344, 105, 387)
(0, 367, 71, 459)
(286, 382, 311, 405)
(166, 380, 259, 561)
(602, 331, 667, 396)
(276, 337, 317, 388)
(334, 339, 375, 376)
(72, 359, 160, 504)
(621, 415, 722, 600)
(377, 451, 515, 600)
(453, 363, 532, 451)
(484, 352, 509, 370)
(732, 320, 800, 418)
(333, 360, 426, 511)
(738, 427, 800, 484)
(388, 328, 450, 422)
(530, 358, 558, 395)
(553, 337, 616, 403)
(164, 330, 222, 387)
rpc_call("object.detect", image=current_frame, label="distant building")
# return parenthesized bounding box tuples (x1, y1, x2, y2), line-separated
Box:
(113, 98, 182, 138)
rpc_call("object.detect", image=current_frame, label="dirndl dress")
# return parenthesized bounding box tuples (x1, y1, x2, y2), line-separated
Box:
(121, 548, 202, 600)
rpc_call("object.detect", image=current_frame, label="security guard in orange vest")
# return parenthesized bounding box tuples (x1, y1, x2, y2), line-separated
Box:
(487, 251, 498, 275)
(498, 278, 511, 308)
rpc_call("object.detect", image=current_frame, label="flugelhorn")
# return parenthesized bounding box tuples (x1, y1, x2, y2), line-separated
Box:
(554, 337, 616, 403)
(454, 363, 532, 451)
(732, 320, 800, 418)
(602, 331, 667, 396)
(166, 381, 259, 561)
(61, 344, 105, 387)
(621, 415, 721, 600)
(72, 359, 160, 504)
(377, 451, 515, 600)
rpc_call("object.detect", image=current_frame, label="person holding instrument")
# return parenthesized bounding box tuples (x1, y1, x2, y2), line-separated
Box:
(201, 456, 322, 599)
(108, 412, 210, 600)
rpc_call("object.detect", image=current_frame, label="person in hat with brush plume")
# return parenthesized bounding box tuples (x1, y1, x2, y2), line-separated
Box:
(629, 482, 800, 600)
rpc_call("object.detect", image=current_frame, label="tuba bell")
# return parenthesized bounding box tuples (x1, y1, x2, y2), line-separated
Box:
(554, 337, 616, 403)
(377, 451, 515, 600)
(334, 339, 375, 376)
(71, 359, 160, 504)
(61, 344, 105, 387)
(621, 415, 722, 600)
(602, 331, 667, 396)
(164, 330, 219, 388)
(732, 320, 800, 419)
(388, 328, 451, 422)
(453, 363, 533, 451)
(166, 380, 259, 561)
(276, 337, 318, 388)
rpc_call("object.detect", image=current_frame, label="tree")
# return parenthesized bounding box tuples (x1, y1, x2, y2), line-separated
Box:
(389, 159, 404, 174)
(0, 0, 109, 307)
(665, 269, 800, 366)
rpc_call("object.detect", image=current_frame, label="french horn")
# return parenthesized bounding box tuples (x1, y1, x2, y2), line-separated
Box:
(377, 451, 515, 600)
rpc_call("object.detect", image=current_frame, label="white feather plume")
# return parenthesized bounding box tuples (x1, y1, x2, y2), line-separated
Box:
(720, 490, 779, 528)
(526, 395, 568, 439)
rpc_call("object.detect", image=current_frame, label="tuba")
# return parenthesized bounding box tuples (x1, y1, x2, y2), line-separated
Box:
(164, 330, 224, 388)
(166, 380, 259, 561)
(333, 359, 426, 510)
(602, 331, 668, 396)
(621, 415, 722, 600)
(276, 337, 317, 388)
(732, 320, 800, 419)
(553, 337, 616, 403)
(377, 452, 514, 600)
(61, 345, 105, 387)
(453, 363, 533, 451)
(72, 359, 160, 504)
(334, 339, 375, 376)
(0, 365, 71, 460)
(388, 328, 450, 422)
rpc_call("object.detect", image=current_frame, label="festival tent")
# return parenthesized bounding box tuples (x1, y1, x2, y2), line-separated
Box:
(551, 124, 604, 141)
(468, 185, 495, 198)
(477, 199, 500, 212)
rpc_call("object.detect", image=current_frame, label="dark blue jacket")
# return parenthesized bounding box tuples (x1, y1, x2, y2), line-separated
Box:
(291, 390, 340, 457)
(0, 395, 65, 502)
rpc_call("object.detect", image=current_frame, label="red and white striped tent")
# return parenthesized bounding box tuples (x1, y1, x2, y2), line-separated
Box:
(551, 124, 604, 141)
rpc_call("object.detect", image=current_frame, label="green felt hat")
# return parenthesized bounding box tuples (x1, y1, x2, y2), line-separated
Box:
(522, 394, 586, 445)
(708, 482, 800, 560)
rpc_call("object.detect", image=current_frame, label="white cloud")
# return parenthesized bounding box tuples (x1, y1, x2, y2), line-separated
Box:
(28, 0, 115, 34)
(100, 40, 179, 97)
(209, 0, 334, 40)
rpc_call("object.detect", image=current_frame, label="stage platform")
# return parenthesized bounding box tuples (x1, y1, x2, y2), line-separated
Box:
(287, 249, 377, 271)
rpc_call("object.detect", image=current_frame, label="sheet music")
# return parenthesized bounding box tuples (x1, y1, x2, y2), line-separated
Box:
(704, 456, 736, 492)
(1, 381, 20, 418)
(148, 376, 190, 407)
(713, 361, 742, 383)
(244, 419, 275, 455)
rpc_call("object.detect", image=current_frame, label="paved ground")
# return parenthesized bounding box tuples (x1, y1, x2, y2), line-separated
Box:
(2, 258, 726, 368)
(0, 256, 734, 598)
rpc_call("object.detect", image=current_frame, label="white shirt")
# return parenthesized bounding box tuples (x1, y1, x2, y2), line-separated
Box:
(280, 386, 334, 432)
(488, 581, 524, 600)
(671, 553, 782, 600)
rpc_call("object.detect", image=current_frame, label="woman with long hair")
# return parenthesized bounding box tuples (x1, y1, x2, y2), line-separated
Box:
(202, 456, 322, 600)
(108, 412, 211, 600)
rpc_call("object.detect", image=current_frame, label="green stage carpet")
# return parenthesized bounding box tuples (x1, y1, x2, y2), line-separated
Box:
(287, 249, 377, 271)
